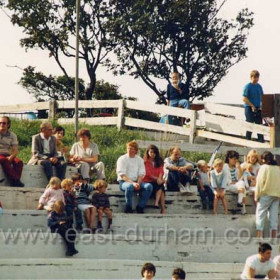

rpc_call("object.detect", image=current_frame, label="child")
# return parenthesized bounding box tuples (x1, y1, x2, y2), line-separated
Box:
(61, 178, 77, 228)
(196, 160, 214, 210)
(47, 200, 78, 257)
(172, 268, 186, 280)
(141, 262, 156, 280)
(92, 179, 113, 233)
(72, 174, 84, 231)
(242, 163, 256, 191)
(224, 150, 246, 214)
(210, 158, 228, 215)
(72, 173, 96, 233)
(37, 177, 65, 211)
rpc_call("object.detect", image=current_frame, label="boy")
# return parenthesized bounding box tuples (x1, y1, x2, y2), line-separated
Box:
(141, 262, 156, 280)
(72, 174, 84, 231)
(172, 268, 186, 280)
(92, 179, 113, 233)
(243, 70, 264, 142)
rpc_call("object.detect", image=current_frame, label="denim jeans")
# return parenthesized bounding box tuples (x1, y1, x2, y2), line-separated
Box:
(119, 181, 153, 208)
(256, 196, 280, 231)
(198, 185, 214, 206)
(167, 170, 191, 191)
(244, 106, 264, 142)
(168, 99, 190, 124)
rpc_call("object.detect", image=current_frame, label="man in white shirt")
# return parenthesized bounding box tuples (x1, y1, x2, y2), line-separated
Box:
(28, 121, 66, 180)
(116, 140, 152, 213)
(240, 243, 276, 279)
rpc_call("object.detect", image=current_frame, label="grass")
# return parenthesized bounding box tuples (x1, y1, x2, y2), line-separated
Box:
(12, 119, 211, 183)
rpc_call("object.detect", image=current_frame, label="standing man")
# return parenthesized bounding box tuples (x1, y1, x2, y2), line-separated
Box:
(28, 121, 66, 181)
(116, 140, 153, 214)
(0, 116, 24, 187)
(243, 70, 264, 142)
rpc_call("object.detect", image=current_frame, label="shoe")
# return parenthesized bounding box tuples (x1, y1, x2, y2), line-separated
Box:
(241, 208, 247, 215)
(0, 178, 4, 183)
(71, 249, 79, 255)
(136, 205, 144, 214)
(202, 203, 207, 210)
(11, 180, 24, 187)
(237, 203, 243, 208)
(106, 227, 113, 234)
(124, 205, 133, 213)
(82, 228, 92, 234)
(65, 250, 74, 257)
(76, 225, 83, 232)
(96, 225, 103, 234)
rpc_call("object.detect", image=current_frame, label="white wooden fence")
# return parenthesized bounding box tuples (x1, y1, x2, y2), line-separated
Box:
(0, 99, 274, 148)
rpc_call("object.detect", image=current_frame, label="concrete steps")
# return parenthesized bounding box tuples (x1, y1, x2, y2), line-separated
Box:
(0, 259, 244, 279)
(0, 185, 257, 214)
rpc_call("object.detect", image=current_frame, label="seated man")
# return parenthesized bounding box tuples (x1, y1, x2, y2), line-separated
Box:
(28, 121, 66, 181)
(116, 140, 153, 214)
(0, 116, 24, 187)
(164, 146, 193, 193)
(69, 128, 105, 182)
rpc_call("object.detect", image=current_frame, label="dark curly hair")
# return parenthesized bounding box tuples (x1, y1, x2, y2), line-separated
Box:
(143, 144, 164, 168)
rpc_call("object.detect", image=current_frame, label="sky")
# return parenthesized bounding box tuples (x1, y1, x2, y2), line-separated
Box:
(0, 0, 280, 106)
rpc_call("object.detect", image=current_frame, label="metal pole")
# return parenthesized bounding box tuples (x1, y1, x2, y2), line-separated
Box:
(74, 0, 81, 141)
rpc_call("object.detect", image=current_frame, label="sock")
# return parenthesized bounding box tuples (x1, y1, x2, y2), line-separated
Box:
(238, 193, 244, 204)
(108, 218, 112, 228)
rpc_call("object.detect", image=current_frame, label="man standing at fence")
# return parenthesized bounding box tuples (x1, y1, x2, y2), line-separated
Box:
(0, 116, 24, 187)
(28, 121, 67, 181)
(242, 70, 264, 142)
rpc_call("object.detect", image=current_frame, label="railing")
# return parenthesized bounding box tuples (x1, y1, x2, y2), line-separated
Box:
(0, 99, 275, 148)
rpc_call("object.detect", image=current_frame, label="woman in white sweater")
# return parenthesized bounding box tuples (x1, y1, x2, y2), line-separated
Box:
(255, 151, 280, 238)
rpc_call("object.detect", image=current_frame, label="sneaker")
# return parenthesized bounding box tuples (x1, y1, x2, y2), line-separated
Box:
(11, 179, 24, 187)
(237, 202, 243, 208)
(136, 205, 144, 214)
(71, 249, 79, 255)
(106, 227, 114, 234)
(241, 208, 247, 215)
(124, 205, 133, 214)
(65, 250, 74, 257)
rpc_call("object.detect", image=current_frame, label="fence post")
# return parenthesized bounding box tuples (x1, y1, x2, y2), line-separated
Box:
(189, 110, 197, 144)
(117, 99, 125, 131)
(273, 94, 280, 163)
(49, 100, 57, 121)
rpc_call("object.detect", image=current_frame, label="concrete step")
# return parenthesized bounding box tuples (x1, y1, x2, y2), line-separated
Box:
(0, 233, 278, 262)
(1, 210, 259, 236)
(0, 258, 244, 280)
(0, 185, 257, 214)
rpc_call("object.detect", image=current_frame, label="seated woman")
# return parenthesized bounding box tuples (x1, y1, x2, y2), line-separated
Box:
(53, 126, 68, 162)
(142, 145, 166, 214)
(69, 128, 105, 182)
(167, 72, 190, 125)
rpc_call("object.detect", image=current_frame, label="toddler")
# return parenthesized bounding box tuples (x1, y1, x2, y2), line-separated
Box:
(196, 160, 214, 210)
(92, 179, 113, 233)
(242, 163, 256, 191)
(37, 177, 64, 211)
(210, 159, 228, 215)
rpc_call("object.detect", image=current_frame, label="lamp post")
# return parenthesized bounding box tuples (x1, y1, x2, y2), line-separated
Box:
(74, 0, 81, 141)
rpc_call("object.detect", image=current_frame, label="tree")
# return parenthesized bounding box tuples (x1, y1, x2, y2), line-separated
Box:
(2, 0, 114, 102)
(107, 0, 254, 103)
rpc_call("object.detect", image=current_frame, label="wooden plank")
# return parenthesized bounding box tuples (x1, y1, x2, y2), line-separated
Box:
(57, 117, 118, 125)
(0, 102, 49, 113)
(204, 103, 244, 120)
(125, 100, 194, 118)
(189, 110, 196, 144)
(117, 99, 124, 131)
(197, 129, 270, 148)
(57, 100, 120, 109)
(205, 112, 270, 136)
(124, 117, 191, 136)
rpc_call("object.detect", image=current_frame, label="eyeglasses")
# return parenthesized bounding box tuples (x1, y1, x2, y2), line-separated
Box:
(0, 122, 7, 125)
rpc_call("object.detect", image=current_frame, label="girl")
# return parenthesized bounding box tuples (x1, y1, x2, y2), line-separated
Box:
(37, 177, 65, 211)
(210, 158, 228, 215)
(142, 145, 166, 214)
(141, 262, 156, 280)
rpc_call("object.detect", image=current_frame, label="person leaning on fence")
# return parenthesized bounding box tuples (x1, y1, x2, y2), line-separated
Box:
(116, 140, 153, 214)
(196, 160, 214, 210)
(210, 158, 228, 215)
(166, 72, 190, 126)
(164, 146, 193, 193)
(255, 151, 280, 238)
(172, 268, 186, 280)
(0, 116, 24, 187)
(242, 70, 264, 142)
(224, 150, 247, 215)
(92, 179, 113, 234)
(47, 200, 79, 257)
(69, 128, 105, 182)
(142, 144, 166, 214)
(240, 243, 275, 279)
(28, 121, 67, 181)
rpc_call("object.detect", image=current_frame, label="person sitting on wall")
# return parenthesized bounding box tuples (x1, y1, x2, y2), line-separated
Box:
(0, 116, 24, 187)
(28, 121, 67, 181)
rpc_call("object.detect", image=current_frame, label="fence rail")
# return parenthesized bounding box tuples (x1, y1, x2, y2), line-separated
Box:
(0, 99, 275, 148)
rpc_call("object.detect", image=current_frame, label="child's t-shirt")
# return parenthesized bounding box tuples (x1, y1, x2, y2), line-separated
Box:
(198, 171, 210, 186)
(210, 169, 227, 189)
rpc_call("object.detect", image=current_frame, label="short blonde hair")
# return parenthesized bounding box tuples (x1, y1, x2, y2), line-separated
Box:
(126, 140, 139, 151)
(49, 177, 61, 188)
(197, 160, 207, 169)
(94, 179, 108, 190)
(213, 158, 223, 167)
(61, 179, 73, 190)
